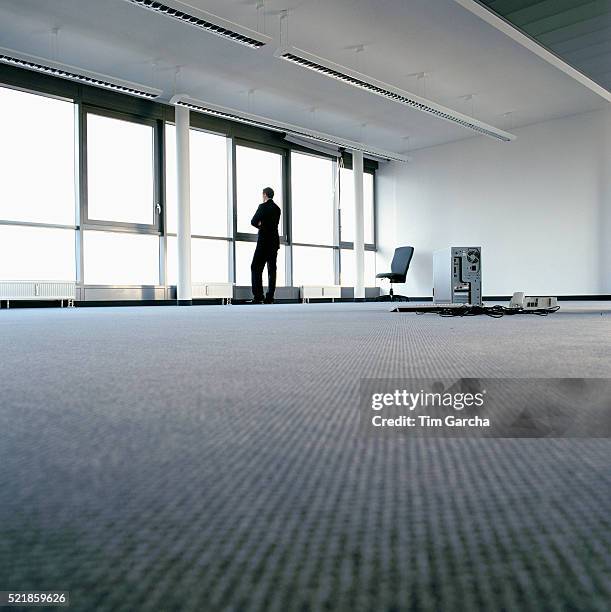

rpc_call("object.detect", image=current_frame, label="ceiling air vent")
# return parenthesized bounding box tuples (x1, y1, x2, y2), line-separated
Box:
(275, 46, 516, 142)
(123, 0, 271, 48)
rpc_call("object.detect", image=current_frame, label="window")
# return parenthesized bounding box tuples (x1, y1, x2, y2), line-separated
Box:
(0, 78, 382, 296)
(290, 152, 335, 245)
(0, 86, 75, 225)
(84, 231, 159, 285)
(86, 113, 155, 225)
(0, 225, 75, 281)
(236, 145, 283, 235)
(167, 237, 229, 285)
(0, 86, 76, 283)
(84, 112, 160, 286)
(165, 126, 229, 237)
(292, 246, 335, 286)
(340, 249, 377, 287)
(339, 168, 375, 244)
(235, 242, 285, 286)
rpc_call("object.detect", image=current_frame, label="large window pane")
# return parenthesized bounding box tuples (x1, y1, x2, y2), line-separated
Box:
(87, 114, 154, 225)
(167, 237, 229, 285)
(165, 126, 229, 236)
(292, 246, 335, 286)
(340, 249, 377, 287)
(236, 146, 283, 235)
(235, 242, 285, 286)
(339, 168, 375, 244)
(84, 231, 159, 285)
(0, 225, 75, 281)
(0, 87, 75, 225)
(291, 152, 335, 245)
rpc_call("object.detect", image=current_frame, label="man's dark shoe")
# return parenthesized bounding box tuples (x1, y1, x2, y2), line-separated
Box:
(264, 297, 275, 304)
(247, 298, 265, 304)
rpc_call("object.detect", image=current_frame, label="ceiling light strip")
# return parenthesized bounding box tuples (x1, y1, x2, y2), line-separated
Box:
(170, 95, 409, 162)
(0, 48, 162, 99)
(123, 0, 271, 49)
(275, 47, 516, 142)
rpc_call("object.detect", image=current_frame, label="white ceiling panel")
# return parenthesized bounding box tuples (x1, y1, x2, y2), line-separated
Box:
(0, 0, 607, 152)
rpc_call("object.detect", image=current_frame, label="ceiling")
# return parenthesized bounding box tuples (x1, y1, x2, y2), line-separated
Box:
(0, 0, 608, 153)
(479, 0, 611, 93)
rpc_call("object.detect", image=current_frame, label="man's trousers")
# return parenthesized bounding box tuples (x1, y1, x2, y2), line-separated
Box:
(251, 242, 279, 301)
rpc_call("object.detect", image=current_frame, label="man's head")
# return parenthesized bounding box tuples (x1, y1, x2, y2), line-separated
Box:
(262, 187, 274, 202)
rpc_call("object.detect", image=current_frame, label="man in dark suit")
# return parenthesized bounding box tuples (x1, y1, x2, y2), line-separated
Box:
(250, 187, 281, 304)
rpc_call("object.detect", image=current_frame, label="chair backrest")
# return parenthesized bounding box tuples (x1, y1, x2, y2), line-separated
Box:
(390, 246, 414, 280)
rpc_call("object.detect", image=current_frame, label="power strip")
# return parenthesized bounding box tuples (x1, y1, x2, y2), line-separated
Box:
(509, 292, 558, 310)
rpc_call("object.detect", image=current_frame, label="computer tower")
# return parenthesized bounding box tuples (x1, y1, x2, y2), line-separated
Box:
(433, 247, 482, 305)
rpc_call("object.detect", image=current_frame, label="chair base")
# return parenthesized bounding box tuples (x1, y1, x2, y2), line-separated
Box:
(376, 284, 409, 302)
(376, 294, 410, 302)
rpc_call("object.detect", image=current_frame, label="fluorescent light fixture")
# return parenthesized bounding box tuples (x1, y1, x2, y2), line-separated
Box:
(170, 95, 409, 163)
(275, 46, 516, 142)
(0, 47, 162, 99)
(123, 0, 272, 49)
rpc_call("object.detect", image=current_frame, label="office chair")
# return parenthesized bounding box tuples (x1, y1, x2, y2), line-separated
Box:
(376, 246, 414, 301)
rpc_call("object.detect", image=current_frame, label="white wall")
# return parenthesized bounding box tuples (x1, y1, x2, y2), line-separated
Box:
(377, 108, 611, 297)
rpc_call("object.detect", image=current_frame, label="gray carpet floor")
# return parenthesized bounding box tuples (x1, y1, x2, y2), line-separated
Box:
(1, 302, 610, 611)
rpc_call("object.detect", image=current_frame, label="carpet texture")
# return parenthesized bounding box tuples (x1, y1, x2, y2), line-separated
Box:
(1, 302, 610, 611)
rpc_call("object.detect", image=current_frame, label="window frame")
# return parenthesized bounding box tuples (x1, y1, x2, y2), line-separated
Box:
(338, 167, 377, 250)
(82, 228, 161, 286)
(289, 148, 338, 249)
(0, 83, 78, 231)
(165, 234, 233, 286)
(337, 165, 377, 287)
(289, 149, 340, 286)
(233, 138, 289, 245)
(163, 122, 233, 240)
(0, 83, 78, 283)
(81, 105, 163, 234)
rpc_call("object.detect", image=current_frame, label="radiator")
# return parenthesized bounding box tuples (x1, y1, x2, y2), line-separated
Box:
(0, 281, 76, 303)
(300, 285, 342, 302)
(192, 282, 233, 303)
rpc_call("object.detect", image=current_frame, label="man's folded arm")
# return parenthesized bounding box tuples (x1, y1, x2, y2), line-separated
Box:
(251, 205, 263, 229)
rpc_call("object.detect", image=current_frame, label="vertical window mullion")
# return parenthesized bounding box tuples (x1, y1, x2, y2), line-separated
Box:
(76, 99, 85, 289)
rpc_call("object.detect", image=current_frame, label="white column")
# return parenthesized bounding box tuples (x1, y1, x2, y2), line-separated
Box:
(352, 150, 365, 300)
(175, 105, 192, 303)
(602, 108, 611, 293)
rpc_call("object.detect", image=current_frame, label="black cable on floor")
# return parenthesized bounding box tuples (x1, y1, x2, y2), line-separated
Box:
(425, 305, 560, 318)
